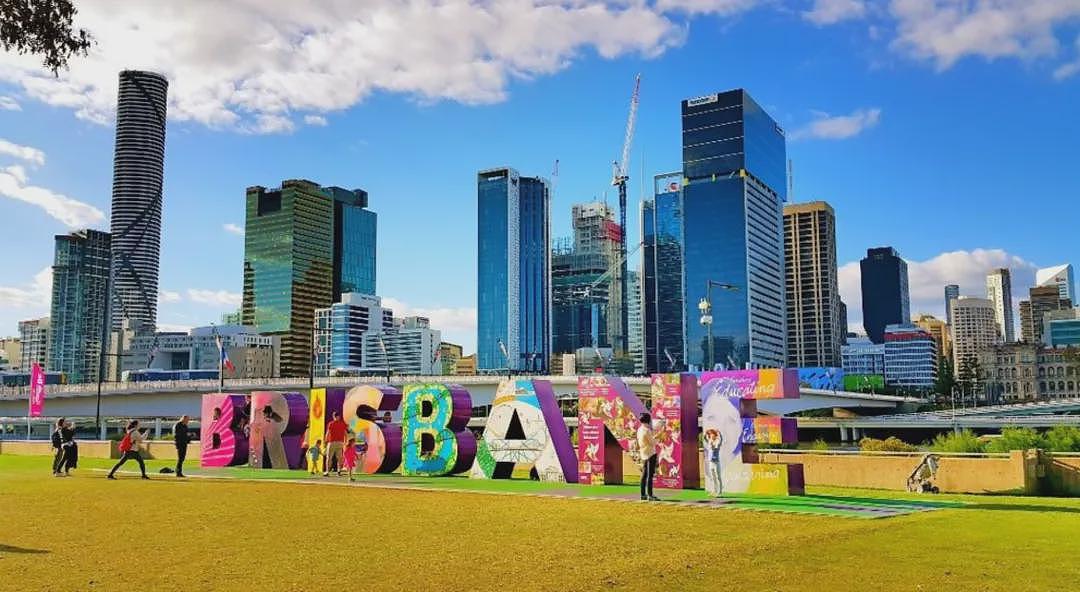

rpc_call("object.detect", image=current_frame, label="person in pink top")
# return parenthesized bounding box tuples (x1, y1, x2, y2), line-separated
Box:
(342, 436, 358, 481)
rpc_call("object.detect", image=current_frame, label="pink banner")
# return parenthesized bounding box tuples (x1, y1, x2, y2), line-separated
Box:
(28, 362, 45, 418)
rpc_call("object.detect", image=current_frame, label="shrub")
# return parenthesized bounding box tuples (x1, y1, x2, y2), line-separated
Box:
(985, 427, 1045, 453)
(809, 439, 830, 451)
(929, 429, 985, 453)
(1043, 425, 1080, 452)
(859, 436, 918, 452)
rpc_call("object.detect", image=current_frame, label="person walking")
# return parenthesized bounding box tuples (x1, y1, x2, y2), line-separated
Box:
(323, 411, 348, 477)
(50, 418, 66, 477)
(637, 412, 661, 502)
(108, 420, 149, 480)
(172, 415, 192, 478)
(307, 440, 323, 476)
(60, 420, 77, 476)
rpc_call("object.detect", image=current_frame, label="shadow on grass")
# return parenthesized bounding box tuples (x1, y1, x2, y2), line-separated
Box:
(962, 503, 1080, 514)
(802, 494, 962, 509)
(0, 543, 49, 554)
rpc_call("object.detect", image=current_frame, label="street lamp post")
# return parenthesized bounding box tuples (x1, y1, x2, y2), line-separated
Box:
(697, 280, 739, 371)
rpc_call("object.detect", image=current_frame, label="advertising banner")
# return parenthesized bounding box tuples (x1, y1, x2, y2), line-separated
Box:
(28, 361, 45, 418)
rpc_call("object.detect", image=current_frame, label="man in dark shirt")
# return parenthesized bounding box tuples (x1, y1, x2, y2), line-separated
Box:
(173, 415, 192, 478)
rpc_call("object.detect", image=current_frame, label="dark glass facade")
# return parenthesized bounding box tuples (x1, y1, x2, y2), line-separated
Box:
(642, 173, 685, 373)
(681, 89, 787, 370)
(48, 229, 111, 383)
(476, 168, 550, 373)
(860, 247, 911, 344)
(241, 180, 334, 377)
(552, 248, 610, 354)
(328, 187, 376, 299)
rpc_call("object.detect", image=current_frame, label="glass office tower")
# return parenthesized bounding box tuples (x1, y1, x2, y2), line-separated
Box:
(327, 187, 377, 299)
(681, 89, 787, 370)
(477, 167, 550, 373)
(48, 229, 111, 383)
(642, 172, 686, 373)
(860, 247, 910, 344)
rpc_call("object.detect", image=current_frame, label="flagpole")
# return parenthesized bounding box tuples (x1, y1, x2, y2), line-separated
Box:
(217, 331, 225, 392)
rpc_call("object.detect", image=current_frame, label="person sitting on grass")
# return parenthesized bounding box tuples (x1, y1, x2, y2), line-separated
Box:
(342, 436, 358, 482)
(308, 440, 323, 476)
(108, 420, 149, 480)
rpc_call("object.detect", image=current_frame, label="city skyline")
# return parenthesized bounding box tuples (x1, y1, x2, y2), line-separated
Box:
(1, 4, 1079, 353)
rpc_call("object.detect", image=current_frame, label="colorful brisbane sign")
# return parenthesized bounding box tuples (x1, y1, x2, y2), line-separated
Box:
(201, 370, 805, 495)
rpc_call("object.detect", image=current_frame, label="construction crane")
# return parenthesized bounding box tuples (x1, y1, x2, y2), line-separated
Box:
(611, 73, 640, 356)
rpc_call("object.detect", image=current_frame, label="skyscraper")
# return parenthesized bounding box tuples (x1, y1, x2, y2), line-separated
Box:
(109, 70, 168, 332)
(48, 229, 111, 383)
(18, 317, 50, 370)
(860, 247, 910, 344)
(783, 201, 842, 368)
(681, 89, 787, 370)
(551, 202, 619, 356)
(477, 167, 550, 373)
(327, 187, 377, 299)
(642, 172, 685, 373)
(944, 284, 959, 325)
(241, 179, 375, 377)
(1036, 264, 1076, 304)
(950, 297, 997, 373)
(1019, 285, 1071, 344)
(313, 293, 393, 377)
(986, 268, 1014, 343)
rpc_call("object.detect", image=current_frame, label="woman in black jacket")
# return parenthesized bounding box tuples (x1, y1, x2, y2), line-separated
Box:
(51, 418, 66, 476)
(61, 420, 78, 475)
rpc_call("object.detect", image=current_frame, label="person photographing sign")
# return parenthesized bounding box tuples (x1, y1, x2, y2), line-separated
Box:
(108, 420, 149, 480)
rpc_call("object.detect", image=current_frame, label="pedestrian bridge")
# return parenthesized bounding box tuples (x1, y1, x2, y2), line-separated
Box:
(0, 376, 920, 418)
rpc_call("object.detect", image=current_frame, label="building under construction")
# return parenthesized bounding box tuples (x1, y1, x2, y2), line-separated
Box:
(551, 202, 623, 355)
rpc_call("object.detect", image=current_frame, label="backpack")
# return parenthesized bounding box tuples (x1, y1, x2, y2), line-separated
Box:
(118, 431, 133, 453)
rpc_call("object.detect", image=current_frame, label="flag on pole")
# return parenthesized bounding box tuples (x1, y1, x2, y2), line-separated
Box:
(28, 361, 45, 417)
(217, 334, 236, 373)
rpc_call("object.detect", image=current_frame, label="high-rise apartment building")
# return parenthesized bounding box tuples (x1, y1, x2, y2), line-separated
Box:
(48, 229, 111, 383)
(476, 167, 550, 373)
(109, 70, 168, 332)
(642, 172, 685, 373)
(1019, 285, 1072, 345)
(883, 324, 937, 389)
(241, 179, 376, 377)
(1036, 264, 1076, 304)
(944, 284, 959, 326)
(950, 297, 997, 372)
(783, 201, 842, 368)
(860, 247, 910, 344)
(914, 313, 950, 371)
(986, 268, 1014, 343)
(680, 89, 787, 369)
(313, 293, 394, 377)
(18, 317, 50, 370)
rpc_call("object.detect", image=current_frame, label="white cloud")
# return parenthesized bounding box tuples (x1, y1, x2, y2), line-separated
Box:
(0, 96, 20, 111)
(222, 223, 245, 237)
(1053, 36, 1080, 80)
(0, 267, 52, 310)
(889, 0, 1080, 70)
(0, 1, 683, 132)
(383, 297, 477, 353)
(804, 0, 866, 25)
(0, 138, 46, 166)
(839, 248, 1038, 331)
(303, 114, 328, 126)
(654, 0, 761, 15)
(158, 290, 182, 304)
(791, 108, 881, 140)
(186, 289, 242, 307)
(0, 164, 106, 227)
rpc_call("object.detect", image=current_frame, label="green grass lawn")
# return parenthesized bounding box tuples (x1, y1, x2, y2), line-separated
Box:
(2, 454, 1079, 591)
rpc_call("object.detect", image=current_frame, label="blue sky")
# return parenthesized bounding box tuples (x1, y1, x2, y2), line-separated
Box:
(1, 1, 1078, 352)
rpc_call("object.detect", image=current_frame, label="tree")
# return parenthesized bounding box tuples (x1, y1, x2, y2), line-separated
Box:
(1, 0, 93, 74)
(935, 357, 957, 397)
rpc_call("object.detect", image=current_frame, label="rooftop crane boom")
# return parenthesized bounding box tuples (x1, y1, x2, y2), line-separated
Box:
(609, 73, 640, 357)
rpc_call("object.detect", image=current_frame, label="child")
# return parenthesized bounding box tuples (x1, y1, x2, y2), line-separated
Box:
(308, 439, 322, 476)
(342, 436, 358, 481)
(704, 429, 724, 496)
